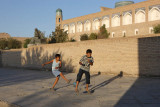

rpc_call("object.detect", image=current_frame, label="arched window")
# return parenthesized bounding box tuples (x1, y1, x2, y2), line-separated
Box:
(77, 22, 83, 32)
(112, 32, 115, 37)
(122, 31, 126, 37)
(70, 24, 75, 34)
(149, 7, 160, 21)
(102, 17, 110, 28)
(84, 20, 91, 31)
(135, 10, 146, 23)
(123, 12, 132, 25)
(112, 15, 120, 27)
(63, 25, 69, 33)
(149, 27, 154, 34)
(92, 19, 100, 30)
(135, 29, 139, 35)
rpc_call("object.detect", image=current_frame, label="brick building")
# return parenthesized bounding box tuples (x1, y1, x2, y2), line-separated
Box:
(55, 0, 160, 41)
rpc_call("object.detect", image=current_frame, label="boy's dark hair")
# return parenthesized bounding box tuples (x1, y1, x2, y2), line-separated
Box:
(55, 54, 61, 58)
(86, 49, 92, 53)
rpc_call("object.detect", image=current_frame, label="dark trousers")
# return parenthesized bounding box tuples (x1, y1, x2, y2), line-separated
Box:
(76, 69, 90, 84)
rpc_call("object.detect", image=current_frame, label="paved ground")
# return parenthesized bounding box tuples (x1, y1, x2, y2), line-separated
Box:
(0, 68, 160, 107)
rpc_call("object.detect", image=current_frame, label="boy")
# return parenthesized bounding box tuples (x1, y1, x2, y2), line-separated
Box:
(75, 49, 94, 93)
(42, 54, 71, 90)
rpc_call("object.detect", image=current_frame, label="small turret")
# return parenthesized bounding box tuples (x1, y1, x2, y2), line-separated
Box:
(56, 8, 63, 28)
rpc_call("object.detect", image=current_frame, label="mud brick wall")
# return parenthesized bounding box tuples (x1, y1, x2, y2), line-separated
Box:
(1, 34, 160, 77)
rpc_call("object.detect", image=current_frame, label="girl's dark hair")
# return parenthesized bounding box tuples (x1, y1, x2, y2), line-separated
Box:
(86, 49, 92, 53)
(55, 54, 61, 58)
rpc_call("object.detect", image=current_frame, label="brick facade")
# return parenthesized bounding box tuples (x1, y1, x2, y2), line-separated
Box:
(56, 0, 160, 41)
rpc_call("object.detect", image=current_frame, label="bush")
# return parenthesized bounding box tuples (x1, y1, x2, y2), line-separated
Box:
(89, 33, 98, 40)
(23, 39, 31, 48)
(80, 34, 89, 41)
(0, 39, 8, 49)
(8, 38, 22, 49)
(154, 24, 160, 34)
(69, 38, 76, 42)
(48, 36, 56, 44)
(0, 38, 22, 49)
(98, 25, 110, 39)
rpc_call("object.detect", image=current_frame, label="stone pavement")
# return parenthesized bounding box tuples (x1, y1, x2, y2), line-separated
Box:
(0, 68, 160, 107)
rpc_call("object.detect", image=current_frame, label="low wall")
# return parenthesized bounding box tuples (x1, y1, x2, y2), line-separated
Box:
(0, 50, 2, 67)
(1, 34, 160, 77)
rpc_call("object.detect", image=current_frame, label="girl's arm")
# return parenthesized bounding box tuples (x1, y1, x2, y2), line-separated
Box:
(42, 59, 54, 67)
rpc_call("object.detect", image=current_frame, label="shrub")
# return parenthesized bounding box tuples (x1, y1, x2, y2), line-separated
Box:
(80, 34, 89, 41)
(48, 36, 56, 44)
(0, 39, 8, 49)
(89, 33, 98, 40)
(98, 25, 110, 39)
(69, 38, 76, 42)
(8, 38, 22, 49)
(23, 39, 31, 48)
(154, 24, 160, 34)
(0, 38, 22, 49)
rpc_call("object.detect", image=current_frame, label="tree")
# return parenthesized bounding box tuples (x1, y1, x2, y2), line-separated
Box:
(98, 25, 110, 39)
(48, 33, 56, 44)
(34, 28, 45, 39)
(154, 24, 160, 34)
(51, 26, 68, 43)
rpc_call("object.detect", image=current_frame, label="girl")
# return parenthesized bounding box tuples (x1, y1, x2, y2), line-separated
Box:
(42, 54, 71, 90)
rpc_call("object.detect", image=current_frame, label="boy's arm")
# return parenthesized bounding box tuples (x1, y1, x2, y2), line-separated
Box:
(88, 57, 94, 66)
(42, 59, 54, 67)
(88, 60, 93, 66)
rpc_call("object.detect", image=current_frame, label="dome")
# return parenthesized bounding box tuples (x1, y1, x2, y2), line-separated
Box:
(56, 8, 62, 13)
(115, 1, 134, 8)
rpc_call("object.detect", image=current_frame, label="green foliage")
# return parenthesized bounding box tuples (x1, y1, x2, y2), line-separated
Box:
(0, 39, 8, 49)
(69, 38, 76, 42)
(48, 34, 56, 44)
(98, 25, 110, 39)
(34, 28, 45, 39)
(80, 34, 89, 41)
(50, 26, 68, 43)
(23, 39, 31, 48)
(0, 38, 22, 49)
(89, 33, 98, 40)
(33, 28, 47, 44)
(154, 24, 160, 34)
(7, 38, 22, 49)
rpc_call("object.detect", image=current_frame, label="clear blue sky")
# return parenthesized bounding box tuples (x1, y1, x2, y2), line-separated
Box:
(0, 0, 146, 37)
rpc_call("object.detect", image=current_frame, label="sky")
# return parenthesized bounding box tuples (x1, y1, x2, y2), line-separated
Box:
(0, 0, 146, 37)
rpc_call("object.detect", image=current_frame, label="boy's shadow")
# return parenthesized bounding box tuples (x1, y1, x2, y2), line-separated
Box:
(90, 71, 123, 93)
(55, 72, 101, 90)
